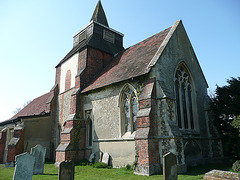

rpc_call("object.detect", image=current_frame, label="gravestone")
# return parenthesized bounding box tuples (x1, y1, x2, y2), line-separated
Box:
(94, 151, 103, 163)
(89, 153, 95, 163)
(30, 144, 46, 174)
(203, 169, 240, 179)
(163, 152, 178, 180)
(13, 152, 35, 180)
(102, 152, 110, 165)
(59, 160, 74, 180)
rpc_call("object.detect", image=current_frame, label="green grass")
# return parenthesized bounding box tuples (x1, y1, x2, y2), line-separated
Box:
(0, 162, 233, 180)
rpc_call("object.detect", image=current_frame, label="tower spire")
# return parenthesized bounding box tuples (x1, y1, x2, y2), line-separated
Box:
(90, 0, 109, 27)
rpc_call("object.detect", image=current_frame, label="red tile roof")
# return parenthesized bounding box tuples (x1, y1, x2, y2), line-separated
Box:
(82, 27, 171, 93)
(11, 92, 51, 120)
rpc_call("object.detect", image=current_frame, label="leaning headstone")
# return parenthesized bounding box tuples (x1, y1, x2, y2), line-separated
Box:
(30, 144, 46, 175)
(203, 169, 240, 179)
(102, 152, 110, 165)
(13, 152, 35, 180)
(59, 160, 75, 180)
(94, 151, 103, 163)
(89, 153, 95, 163)
(163, 152, 178, 180)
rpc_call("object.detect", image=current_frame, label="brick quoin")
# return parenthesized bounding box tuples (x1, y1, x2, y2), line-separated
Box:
(135, 78, 160, 175)
(0, 131, 7, 163)
(77, 47, 113, 90)
(6, 128, 25, 164)
(77, 48, 87, 74)
(55, 119, 86, 165)
(139, 99, 152, 109)
(137, 117, 150, 127)
(59, 94, 64, 126)
(55, 66, 61, 85)
(70, 94, 77, 114)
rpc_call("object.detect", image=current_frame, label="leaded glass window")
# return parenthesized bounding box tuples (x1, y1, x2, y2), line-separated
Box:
(121, 85, 139, 135)
(175, 65, 195, 130)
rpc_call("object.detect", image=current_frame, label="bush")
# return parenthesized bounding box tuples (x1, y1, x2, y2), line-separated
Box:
(232, 160, 240, 172)
(93, 162, 108, 168)
(125, 164, 134, 171)
(125, 164, 131, 170)
(77, 159, 91, 166)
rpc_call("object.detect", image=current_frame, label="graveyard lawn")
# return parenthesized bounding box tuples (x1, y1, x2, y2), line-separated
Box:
(0, 162, 233, 180)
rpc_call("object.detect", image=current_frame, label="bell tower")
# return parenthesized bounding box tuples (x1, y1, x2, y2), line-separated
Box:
(55, 0, 124, 166)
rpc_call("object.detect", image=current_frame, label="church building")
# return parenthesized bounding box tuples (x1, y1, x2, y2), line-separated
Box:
(0, 0, 223, 175)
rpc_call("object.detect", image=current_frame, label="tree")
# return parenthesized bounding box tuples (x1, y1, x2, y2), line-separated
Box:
(232, 115, 240, 133)
(211, 77, 240, 158)
(12, 100, 32, 115)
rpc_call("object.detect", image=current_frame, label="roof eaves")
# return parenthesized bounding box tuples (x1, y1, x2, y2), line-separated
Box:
(0, 118, 20, 127)
(55, 40, 89, 68)
(16, 112, 50, 120)
(81, 72, 147, 94)
(146, 20, 182, 72)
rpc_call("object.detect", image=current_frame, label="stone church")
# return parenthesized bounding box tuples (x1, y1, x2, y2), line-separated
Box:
(0, 0, 223, 175)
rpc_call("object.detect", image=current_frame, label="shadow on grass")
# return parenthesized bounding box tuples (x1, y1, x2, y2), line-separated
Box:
(184, 162, 232, 176)
(45, 159, 55, 164)
(42, 173, 58, 176)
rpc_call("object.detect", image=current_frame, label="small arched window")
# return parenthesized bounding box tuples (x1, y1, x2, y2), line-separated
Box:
(120, 84, 138, 136)
(65, 70, 71, 91)
(86, 110, 93, 147)
(175, 65, 195, 130)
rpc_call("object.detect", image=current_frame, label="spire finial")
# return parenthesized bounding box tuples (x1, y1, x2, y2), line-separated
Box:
(90, 0, 109, 27)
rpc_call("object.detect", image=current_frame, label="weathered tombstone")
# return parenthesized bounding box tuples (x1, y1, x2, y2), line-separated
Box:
(163, 152, 178, 180)
(203, 169, 240, 179)
(30, 144, 46, 175)
(89, 153, 95, 163)
(13, 152, 35, 180)
(94, 151, 103, 163)
(58, 160, 75, 180)
(102, 152, 110, 165)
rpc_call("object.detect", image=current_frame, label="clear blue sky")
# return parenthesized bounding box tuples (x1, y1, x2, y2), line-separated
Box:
(0, 0, 239, 122)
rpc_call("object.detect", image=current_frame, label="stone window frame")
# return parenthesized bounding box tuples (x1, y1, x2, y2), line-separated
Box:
(119, 83, 139, 137)
(174, 63, 198, 131)
(85, 110, 93, 148)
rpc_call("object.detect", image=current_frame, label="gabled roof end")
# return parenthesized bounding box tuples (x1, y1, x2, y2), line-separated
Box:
(146, 20, 182, 70)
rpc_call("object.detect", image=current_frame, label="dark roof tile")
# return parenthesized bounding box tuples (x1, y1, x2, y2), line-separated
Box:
(10, 92, 51, 120)
(82, 27, 171, 93)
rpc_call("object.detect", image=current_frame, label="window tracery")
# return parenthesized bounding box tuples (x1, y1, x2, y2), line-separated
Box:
(175, 65, 195, 130)
(120, 84, 138, 136)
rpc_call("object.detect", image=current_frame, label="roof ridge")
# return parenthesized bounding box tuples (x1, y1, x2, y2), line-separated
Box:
(146, 20, 182, 70)
(124, 26, 172, 52)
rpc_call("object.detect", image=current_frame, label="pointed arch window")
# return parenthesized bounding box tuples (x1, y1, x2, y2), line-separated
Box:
(175, 65, 195, 130)
(86, 110, 93, 147)
(120, 84, 138, 136)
